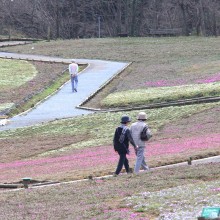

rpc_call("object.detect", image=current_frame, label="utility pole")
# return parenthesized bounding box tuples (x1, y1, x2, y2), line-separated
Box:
(98, 15, 101, 38)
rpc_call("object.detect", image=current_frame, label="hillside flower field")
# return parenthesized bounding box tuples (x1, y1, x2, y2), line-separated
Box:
(0, 131, 219, 183)
(145, 72, 220, 87)
(0, 37, 219, 219)
(0, 102, 219, 183)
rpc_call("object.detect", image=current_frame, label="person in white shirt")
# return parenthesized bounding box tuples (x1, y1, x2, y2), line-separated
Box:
(69, 60, 79, 92)
(130, 112, 152, 174)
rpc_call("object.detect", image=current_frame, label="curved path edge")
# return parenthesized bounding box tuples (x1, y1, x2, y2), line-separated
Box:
(0, 52, 129, 131)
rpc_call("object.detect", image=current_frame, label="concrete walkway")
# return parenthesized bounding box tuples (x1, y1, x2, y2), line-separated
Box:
(0, 52, 129, 131)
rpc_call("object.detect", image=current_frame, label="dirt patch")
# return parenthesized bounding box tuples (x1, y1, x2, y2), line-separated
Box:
(0, 61, 68, 113)
(0, 134, 88, 163)
(155, 106, 220, 140)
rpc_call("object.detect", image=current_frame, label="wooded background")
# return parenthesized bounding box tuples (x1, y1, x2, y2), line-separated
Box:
(0, 0, 219, 39)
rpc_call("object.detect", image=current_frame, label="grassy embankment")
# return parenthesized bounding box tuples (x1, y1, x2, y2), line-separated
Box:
(2, 36, 220, 109)
(0, 102, 219, 182)
(0, 163, 219, 220)
(0, 36, 219, 179)
(0, 59, 37, 111)
(7, 70, 70, 116)
(0, 58, 85, 116)
(0, 37, 219, 219)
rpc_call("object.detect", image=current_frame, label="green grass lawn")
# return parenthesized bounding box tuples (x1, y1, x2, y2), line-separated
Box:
(0, 58, 37, 89)
(0, 102, 216, 145)
(0, 58, 85, 116)
(0, 103, 14, 112)
(101, 82, 220, 108)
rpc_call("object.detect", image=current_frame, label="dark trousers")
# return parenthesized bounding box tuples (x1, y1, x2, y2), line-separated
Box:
(115, 153, 129, 175)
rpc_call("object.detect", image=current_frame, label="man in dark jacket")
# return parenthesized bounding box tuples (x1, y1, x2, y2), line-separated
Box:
(113, 115, 138, 176)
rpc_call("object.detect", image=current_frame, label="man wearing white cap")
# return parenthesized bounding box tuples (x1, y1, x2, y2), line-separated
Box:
(130, 112, 152, 174)
(69, 59, 79, 92)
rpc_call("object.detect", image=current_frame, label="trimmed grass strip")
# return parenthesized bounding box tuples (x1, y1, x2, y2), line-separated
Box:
(101, 82, 220, 108)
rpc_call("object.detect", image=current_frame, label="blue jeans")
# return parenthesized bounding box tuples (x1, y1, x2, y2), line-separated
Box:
(115, 153, 129, 175)
(71, 75, 78, 92)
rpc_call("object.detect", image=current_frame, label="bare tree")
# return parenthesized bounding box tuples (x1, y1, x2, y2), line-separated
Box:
(0, 0, 220, 39)
(178, 0, 190, 35)
(197, 0, 206, 36)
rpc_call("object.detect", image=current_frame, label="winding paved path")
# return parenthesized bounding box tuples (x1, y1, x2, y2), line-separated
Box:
(0, 52, 129, 131)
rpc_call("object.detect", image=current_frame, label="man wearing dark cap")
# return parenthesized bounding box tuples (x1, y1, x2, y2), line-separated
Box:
(113, 115, 138, 176)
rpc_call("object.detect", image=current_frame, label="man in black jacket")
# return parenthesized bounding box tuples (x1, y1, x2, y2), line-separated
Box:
(113, 115, 138, 176)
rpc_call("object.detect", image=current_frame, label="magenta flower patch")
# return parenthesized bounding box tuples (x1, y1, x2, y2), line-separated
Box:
(0, 133, 219, 182)
(0, 146, 128, 182)
(145, 79, 186, 87)
(148, 133, 220, 156)
(145, 72, 220, 87)
(212, 188, 220, 192)
(196, 72, 220, 83)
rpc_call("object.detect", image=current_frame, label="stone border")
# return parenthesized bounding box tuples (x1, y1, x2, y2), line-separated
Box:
(1, 155, 219, 192)
(0, 41, 33, 48)
(77, 93, 220, 113)
(0, 55, 72, 65)
(0, 38, 41, 42)
(76, 62, 132, 111)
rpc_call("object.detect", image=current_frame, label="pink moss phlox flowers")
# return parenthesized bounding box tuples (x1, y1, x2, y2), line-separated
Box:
(145, 72, 220, 87)
(0, 147, 119, 169)
(196, 72, 220, 84)
(0, 146, 136, 181)
(212, 188, 220, 192)
(0, 133, 219, 182)
(145, 79, 186, 87)
(148, 133, 220, 156)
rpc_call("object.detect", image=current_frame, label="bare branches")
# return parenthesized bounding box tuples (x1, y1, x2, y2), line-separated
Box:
(0, 0, 219, 39)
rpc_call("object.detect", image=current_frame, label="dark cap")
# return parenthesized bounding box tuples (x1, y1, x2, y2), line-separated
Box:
(121, 115, 131, 123)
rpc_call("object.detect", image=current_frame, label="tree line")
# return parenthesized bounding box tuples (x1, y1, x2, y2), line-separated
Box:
(0, 0, 219, 39)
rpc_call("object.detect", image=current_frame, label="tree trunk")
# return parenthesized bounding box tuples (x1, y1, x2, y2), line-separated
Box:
(179, 0, 189, 36)
(131, 0, 137, 36)
(55, 0, 60, 39)
(124, 0, 129, 34)
(210, 0, 218, 36)
(198, 0, 206, 36)
(136, 0, 146, 36)
(153, 0, 161, 29)
(116, 0, 122, 34)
